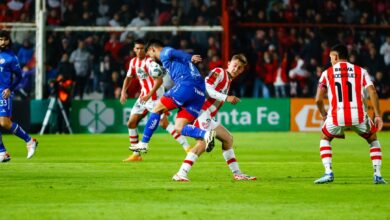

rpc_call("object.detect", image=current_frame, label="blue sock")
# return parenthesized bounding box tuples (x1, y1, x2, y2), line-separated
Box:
(11, 122, 32, 143)
(181, 125, 206, 139)
(141, 113, 161, 143)
(0, 132, 6, 153)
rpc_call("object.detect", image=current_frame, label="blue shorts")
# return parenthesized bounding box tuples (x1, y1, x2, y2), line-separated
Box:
(163, 82, 205, 118)
(0, 91, 12, 117)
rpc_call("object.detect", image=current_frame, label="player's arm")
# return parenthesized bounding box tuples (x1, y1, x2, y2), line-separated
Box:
(140, 76, 163, 103)
(205, 70, 240, 104)
(315, 83, 327, 120)
(3, 57, 22, 99)
(120, 76, 134, 104)
(367, 85, 383, 131)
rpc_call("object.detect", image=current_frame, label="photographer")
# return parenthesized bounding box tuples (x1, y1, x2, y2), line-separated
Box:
(48, 72, 74, 134)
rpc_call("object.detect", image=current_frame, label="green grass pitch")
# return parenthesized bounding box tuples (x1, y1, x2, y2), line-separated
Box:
(1, 132, 389, 220)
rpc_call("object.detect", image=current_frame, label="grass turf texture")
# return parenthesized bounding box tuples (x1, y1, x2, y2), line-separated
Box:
(1, 132, 389, 220)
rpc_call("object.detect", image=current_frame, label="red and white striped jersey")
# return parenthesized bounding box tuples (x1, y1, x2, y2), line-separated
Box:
(319, 61, 373, 126)
(126, 56, 162, 100)
(202, 68, 232, 117)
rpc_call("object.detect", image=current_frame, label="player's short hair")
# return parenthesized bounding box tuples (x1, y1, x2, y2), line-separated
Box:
(331, 44, 348, 59)
(146, 39, 164, 51)
(0, 30, 12, 49)
(0, 30, 10, 39)
(133, 39, 145, 46)
(231, 53, 248, 66)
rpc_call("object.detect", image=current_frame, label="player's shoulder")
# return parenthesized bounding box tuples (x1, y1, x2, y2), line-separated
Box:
(160, 47, 173, 59)
(144, 56, 153, 63)
(210, 67, 225, 76)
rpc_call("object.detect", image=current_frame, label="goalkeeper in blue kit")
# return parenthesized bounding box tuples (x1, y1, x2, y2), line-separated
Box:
(130, 39, 215, 153)
(0, 30, 38, 162)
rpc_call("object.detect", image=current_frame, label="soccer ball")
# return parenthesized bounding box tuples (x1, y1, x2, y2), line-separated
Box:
(148, 61, 165, 78)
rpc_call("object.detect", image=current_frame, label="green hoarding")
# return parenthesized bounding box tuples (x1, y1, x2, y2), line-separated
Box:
(70, 98, 290, 133)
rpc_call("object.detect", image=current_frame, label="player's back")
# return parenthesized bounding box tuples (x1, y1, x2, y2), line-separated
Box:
(320, 61, 373, 126)
(160, 47, 204, 88)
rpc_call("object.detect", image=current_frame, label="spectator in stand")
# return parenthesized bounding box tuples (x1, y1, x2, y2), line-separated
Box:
(262, 49, 278, 97)
(379, 36, 390, 69)
(69, 40, 91, 100)
(104, 70, 122, 99)
(104, 33, 123, 65)
(253, 52, 269, 98)
(108, 13, 122, 27)
(126, 11, 150, 39)
(273, 52, 288, 98)
(289, 55, 309, 97)
(374, 71, 389, 98)
(62, 2, 78, 26)
(17, 40, 34, 67)
(47, 9, 61, 26)
(96, 0, 110, 26)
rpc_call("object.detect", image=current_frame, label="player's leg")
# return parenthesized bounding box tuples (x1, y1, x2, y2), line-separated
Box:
(314, 120, 342, 184)
(129, 100, 170, 153)
(159, 114, 190, 152)
(173, 114, 211, 181)
(177, 112, 216, 151)
(173, 140, 204, 182)
(123, 112, 146, 162)
(366, 134, 386, 184)
(354, 119, 386, 184)
(215, 125, 256, 181)
(0, 131, 10, 162)
(0, 99, 38, 159)
(314, 134, 334, 184)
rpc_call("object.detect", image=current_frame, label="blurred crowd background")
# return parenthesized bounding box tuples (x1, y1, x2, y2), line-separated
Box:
(2, 0, 390, 100)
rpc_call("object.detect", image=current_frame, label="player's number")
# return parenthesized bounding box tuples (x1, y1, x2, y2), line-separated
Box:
(335, 81, 353, 102)
(0, 99, 7, 106)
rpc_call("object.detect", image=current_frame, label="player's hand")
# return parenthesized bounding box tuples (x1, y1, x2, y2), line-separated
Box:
(375, 116, 383, 131)
(226, 96, 240, 105)
(2, 89, 10, 99)
(140, 94, 151, 104)
(191, 55, 202, 64)
(120, 92, 127, 104)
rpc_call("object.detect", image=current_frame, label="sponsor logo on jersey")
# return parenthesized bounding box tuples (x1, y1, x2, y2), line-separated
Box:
(0, 58, 5, 64)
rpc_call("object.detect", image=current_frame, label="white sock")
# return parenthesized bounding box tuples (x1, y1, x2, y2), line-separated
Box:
(223, 149, 241, 174)
(177, 152, 198, 177)
(320, 140, 333, 174)
(129, 128, 140, 156)
(166, 123, 190, 151)
(370, 140, 382, 177)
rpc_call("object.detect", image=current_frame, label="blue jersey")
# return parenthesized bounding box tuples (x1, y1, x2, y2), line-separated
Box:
(0, 49, 22, 91)
(160, 47, 204, 88)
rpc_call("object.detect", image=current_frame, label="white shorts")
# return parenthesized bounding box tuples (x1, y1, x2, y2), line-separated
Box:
(130, 98, 157, 115)
(322, 115, 378, 139)
(193, 109, 219, 131)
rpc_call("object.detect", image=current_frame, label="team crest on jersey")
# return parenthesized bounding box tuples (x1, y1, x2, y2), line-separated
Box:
(136, 68, 148, 78)
(201, 122, 210, 129)
(0, 58, 5, 64)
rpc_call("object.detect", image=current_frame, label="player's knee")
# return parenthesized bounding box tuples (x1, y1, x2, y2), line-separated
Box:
(223, 134, 233, 147)
(0, 118, 11, 129)
(366, 133, 377, 143)
(174, 124, 183, 135)
(159, 119, 168, 128)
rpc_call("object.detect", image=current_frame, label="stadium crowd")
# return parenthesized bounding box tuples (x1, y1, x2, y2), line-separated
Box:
(2, 0, 389, 99)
